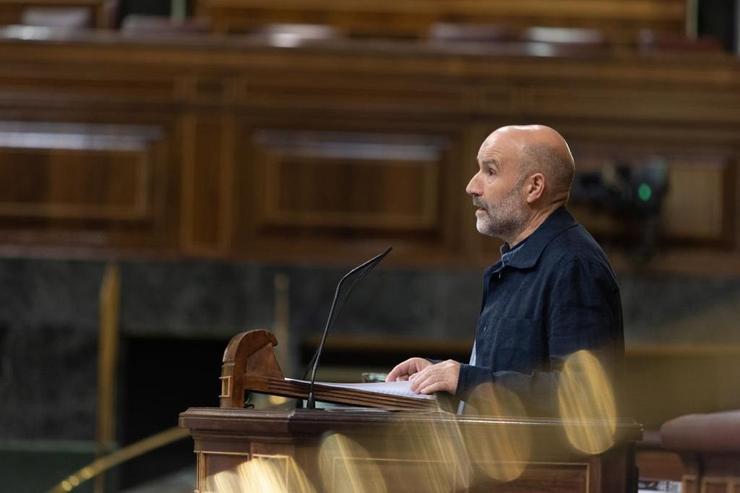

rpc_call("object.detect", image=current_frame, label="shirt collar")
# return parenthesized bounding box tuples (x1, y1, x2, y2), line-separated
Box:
(499, 237, 527, 267)
(491, 206, 579, 271)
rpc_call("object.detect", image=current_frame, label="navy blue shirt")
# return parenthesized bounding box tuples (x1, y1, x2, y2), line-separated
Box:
(456, 207, 623, 415)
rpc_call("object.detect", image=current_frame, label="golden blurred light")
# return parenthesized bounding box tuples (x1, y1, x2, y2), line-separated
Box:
(557, 350, 617, 455)
(397, 415, 472, 492)
(268, 395, 289, 406)
(462, 384, 530, 482)
(208, 468, 240, 492)
(206, 456, 315, 493)
(281, 456, 316, 493)
(235, 459, 286, 493)
(319, 432, 387, 493)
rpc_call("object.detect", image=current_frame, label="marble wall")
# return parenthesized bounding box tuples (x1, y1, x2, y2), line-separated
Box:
(1, 257, 739, 441)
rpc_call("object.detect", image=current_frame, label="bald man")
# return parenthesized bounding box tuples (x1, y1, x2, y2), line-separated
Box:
(386, 125, 623, 415)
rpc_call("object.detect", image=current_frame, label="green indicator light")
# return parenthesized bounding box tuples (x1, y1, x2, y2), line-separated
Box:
(638, 183, 652, 202)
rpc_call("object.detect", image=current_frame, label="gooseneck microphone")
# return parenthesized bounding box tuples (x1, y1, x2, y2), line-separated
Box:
(305, 247, 392, 409)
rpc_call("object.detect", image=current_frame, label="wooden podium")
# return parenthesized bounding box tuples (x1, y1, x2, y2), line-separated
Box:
(180, 331, 642, 492)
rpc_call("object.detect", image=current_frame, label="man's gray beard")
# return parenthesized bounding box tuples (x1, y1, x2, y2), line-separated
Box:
(476, 188, 529, 241)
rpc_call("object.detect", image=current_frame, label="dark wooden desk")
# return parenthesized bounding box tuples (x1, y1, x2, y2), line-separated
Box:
(180, 407, 641, 493)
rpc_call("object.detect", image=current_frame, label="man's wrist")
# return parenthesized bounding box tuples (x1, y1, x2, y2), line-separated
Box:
(455, 363, 495, 400)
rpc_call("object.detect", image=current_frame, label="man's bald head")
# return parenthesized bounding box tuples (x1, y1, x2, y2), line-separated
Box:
(481, 125, 575, 204)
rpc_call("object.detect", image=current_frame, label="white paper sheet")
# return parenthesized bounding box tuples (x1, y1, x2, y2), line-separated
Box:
(285, 378, 436, 400)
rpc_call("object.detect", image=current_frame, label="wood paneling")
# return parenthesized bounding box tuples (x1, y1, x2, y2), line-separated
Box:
(0, 1, 107, 28)
(569, 143, 736, 244)
(0, 69, 177, 104)
(181, 113, 236, 254)
(636, 448, 685, 481)
(663, 159, 733, 242)
(252, 130, 444, 231)
(198, 0, 686, 40)
(232, 125, 463, 264)
(182, 408, 641, 493)
(0, 121, 155, 222)
(0, 117, 177, 251)
(0, 31, 738, 268)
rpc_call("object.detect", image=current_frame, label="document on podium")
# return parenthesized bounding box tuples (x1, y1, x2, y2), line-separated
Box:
(285, 378, 436, 401)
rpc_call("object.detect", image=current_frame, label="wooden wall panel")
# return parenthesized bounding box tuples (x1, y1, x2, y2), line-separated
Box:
(475, 127, 738, 260)
(181, 113, 235, 254)
(663, 159, 734, 242)
(0, 1, 107, 28)
(571, 145, 736, 244)
(0, 68, 177, 104)
(504, 463, 590, 493)
(0, 118, 177, 251)
(0, 32, 738, 269)
(527, 87, 740, 125)
(238, 74, 476, 114)
(199, 0, 686, 39)
(235, 128, 459, 264)
(0, 121, 156, 222)
(0, 147, 148, 220)
(253, 130, 442, 231)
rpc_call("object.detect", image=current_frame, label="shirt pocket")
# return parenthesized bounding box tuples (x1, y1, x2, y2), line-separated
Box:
(496, 318, 544, 373)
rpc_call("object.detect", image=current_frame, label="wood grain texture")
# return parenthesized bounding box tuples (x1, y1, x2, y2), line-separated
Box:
(0, 0, 107, 28)
(198, 0, 686, 40)
(181, 407, 642, 493)
(0, 122, 155, 221)
(0, 31, 737, 269)
(251, 130, 444, 230)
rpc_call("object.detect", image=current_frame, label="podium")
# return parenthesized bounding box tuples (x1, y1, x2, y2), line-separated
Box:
(179, 331, 642, 492)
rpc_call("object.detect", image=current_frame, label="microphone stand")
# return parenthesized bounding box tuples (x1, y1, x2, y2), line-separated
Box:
(305, 247, 392, 409)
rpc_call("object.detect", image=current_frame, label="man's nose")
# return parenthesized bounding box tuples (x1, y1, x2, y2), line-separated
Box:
(466, 173, 481, 196)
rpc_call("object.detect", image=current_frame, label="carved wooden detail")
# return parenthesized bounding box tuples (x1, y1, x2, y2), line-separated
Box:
(219, 329, 436, 410)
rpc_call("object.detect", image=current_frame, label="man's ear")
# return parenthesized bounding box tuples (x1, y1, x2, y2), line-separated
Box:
(525, 173, 546, 203)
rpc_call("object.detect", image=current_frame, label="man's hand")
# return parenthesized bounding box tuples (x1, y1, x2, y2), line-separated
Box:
(385, 357, 432, 382)
(409, 359, 460, 395)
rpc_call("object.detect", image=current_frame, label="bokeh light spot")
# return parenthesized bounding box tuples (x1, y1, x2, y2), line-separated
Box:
(462, 384, 530, 482)
(557, 350, 617, 455)
(319, 432, 387, 493)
